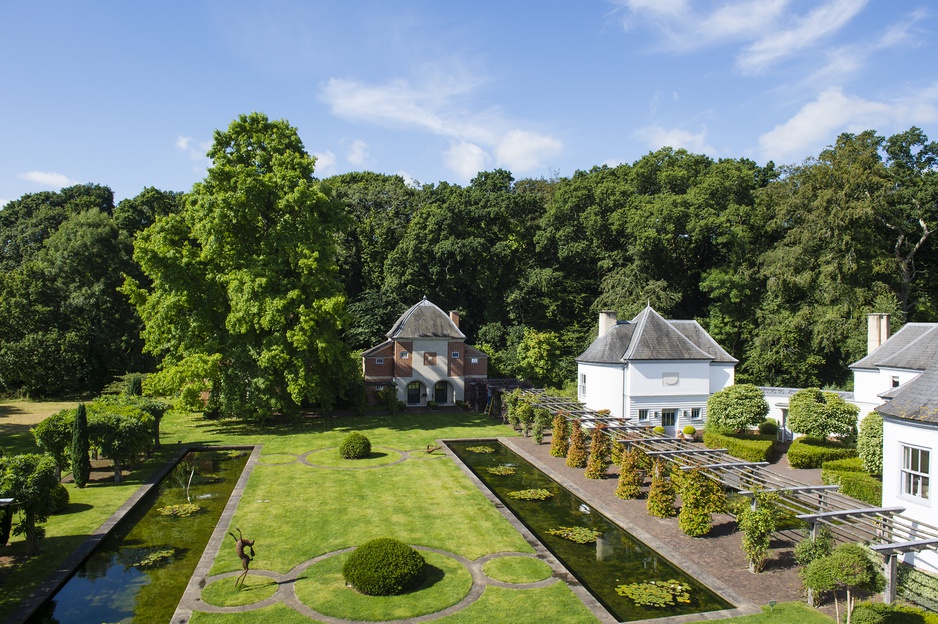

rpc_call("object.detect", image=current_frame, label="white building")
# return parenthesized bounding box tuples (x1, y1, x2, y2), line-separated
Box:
(851, 314, 938, 573)
(576, 307, 736, 435)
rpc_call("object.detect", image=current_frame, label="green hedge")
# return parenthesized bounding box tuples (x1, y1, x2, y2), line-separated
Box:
(822, 456, 864, 472)
(787, 436, 857, 468)
(851, 601, 938, 624)
(703, 431, 779, 463)
(899, 563, 938, 614)
(821, 468, 882, 506)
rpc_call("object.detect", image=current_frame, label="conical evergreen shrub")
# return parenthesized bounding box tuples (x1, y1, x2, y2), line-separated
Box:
(565, 419, 588, 468)
(646, 460, 677, 518)
(615, 447, 644, 499)
(677, 467, 726, 537)
(584, 423, 611, 479)
(70, 403, 92, 488)
(549, 413, 569, 457)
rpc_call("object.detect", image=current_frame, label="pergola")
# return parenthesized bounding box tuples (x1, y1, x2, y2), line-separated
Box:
(520, 388, 938, 604)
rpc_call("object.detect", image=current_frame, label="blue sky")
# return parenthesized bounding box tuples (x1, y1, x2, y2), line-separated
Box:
(2, 1, 936, 205)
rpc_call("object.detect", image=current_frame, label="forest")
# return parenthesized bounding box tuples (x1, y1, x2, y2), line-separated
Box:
(0, 113, 935, 417)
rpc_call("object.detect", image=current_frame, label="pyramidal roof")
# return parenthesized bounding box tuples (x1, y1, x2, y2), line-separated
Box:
(387, 298, 465, 340)
(577, 306, 732, 364)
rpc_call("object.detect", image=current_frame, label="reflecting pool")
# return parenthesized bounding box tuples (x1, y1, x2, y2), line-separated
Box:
(447, 440, 732, 622)
(28, 449, 250, 624)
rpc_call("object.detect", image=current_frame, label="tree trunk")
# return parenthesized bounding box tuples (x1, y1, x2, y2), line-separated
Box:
(113, 458, 122, 484)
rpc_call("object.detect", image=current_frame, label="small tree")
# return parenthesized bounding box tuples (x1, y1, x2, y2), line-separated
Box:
(856, 412, 883, 476)
(615, 447, 644, 499)
(736, 489, 779, 572)
(789, 388, 859, 439)
(549, 413, 569, 458)
(705, 383, 769, 433)
(584, 423, 611, 479)
(88, 404, 154, 483)
(532, 408, 553, 445)
(31, 409, 73, 481)
(566, 420, 588, 468)
(0, 454, 60, 556)
(677, 468, 726, 537)
(70, 403, 92, 489)
(803, 543, 884, 623)
(646, 461, 677, 518)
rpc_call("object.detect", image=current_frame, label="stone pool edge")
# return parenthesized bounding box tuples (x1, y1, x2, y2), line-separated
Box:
(5, 445, 257, 624)
(171, 443, 262, 624)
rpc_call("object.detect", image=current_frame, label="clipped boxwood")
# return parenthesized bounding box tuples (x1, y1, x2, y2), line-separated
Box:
(757, 419, 779, 436)
(821, 459, 882, 506)
(703, 431, 778, 463)
(787, 436, 857, 469)
(851, 601, 938, 624)
(342, 537, 426, 596)
(339, 432, 372, 459)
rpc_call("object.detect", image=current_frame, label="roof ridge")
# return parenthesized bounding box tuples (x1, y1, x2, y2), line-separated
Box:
(621, 307, 650, 361)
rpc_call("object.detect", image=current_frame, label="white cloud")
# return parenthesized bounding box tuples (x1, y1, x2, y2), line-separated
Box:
(0, 198, 10, 208)
(176, 135, 212, 161)
(494, 131, 562, 173)
(313, 150, 336, 176)
(738, 0, 868, 73)
(319, 73, 562, 179)
(758, 87, 938, 163)
(635, 125, 714, 154)
(443, 141, 490, 182)
(18, 171, 77, 188)
(396, 171, 421, 188)
(346, 139, 369, 166)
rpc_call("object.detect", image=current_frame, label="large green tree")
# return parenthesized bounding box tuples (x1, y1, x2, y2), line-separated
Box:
(0, 454, 60, 556)
(124, 113, 355, 420)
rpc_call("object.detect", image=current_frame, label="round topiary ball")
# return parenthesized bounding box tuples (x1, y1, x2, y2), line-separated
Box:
(339, 432, 372, 459)
(342, 537, 426, 596)
(52, 483, 70, 512)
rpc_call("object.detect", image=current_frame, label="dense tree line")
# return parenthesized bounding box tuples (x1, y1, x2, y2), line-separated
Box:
(1, 117, 934, 405)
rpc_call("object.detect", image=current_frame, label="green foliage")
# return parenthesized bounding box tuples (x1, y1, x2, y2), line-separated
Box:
(682, 425, 697, 436)
(466, 446, 495, 454)
(821, 463, 882, 506)
(158, 503, 202, 517)
(794, 526, 835, 568)
(706, 384, 769, 432)
(757, 419, 779, 436)
(646, 461, 677, 518)
(898, 563, 938, 614)
(615, 579, 691, 607)
(124, 112, 354, 421)
(788, 388, 859, 439)
(565, 420, 588, 468)
(87, 401, 154, 483)
(788, 436, 857, 469)
(0, 453, 60, 556)
(341, 537, 426, 596)
(506, 392, 535, 437)
(677, 468, 726, 537)
(545, 526, 602, 543)
(376, 386, 402, 415)
(802, 543, 885, 613)
(532, 408, 553, 445)
(485, 466, 516, 476)
(51, 483, 70, 513)
(857, 412, 884, 476)
(652, 425, 666, 435)
(584, 423, 611, 479)
(736, 490, 779, 573)
(507, 489, 553, 501)
(548, 413, 569, 458)
(851, 601, 938, 624)
(69, 403, 91, 489)
(615, 448, 645, 500)
(339, 432, 372, 459)
(32, 408, 73, 477)
(703, 431, 779, 462)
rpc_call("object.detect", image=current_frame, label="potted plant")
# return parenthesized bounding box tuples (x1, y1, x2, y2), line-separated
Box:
(681, 425, 696, 440)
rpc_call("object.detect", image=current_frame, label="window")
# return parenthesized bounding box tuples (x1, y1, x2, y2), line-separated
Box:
(375, 357, 384, 365)
(579, 374, 586, 397)
(902, 445, 930, 500)
(638, 409, 648, 421)
(691, 408, 701, 420)
(470, 357, 479, 364)
(400, 351, 409, 359)
(662, 409, 677, 427)
(892, 376, 900, 388)
(452, 351, 460, 358)
(662, 372, 679, 386)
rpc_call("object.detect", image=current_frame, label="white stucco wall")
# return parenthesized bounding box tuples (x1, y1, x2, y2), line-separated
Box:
(709, 363, 735, 394)
(853, 367, 922, 416)
(882, 416, 938, 574)
(627, 360, 711, 396)
(577, 362, 625, 419)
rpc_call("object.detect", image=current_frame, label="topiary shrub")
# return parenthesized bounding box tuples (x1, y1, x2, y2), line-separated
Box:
(646, 461, 677, 518)
(682, 425, 697, 436)
(652, 425, 666, 435)
(615, 448, 644, 499)
(704, 431, 778, 462)
(857, 412, 883, 476)
(51, 483, 70, 513)
(677, 468, 725, 537)
(758, 419, 779, 436)
(584, 423, 611, 479)
(342, 537, 426, 596)
(339, 432, 372, 459)
(566, 420, 588, 468)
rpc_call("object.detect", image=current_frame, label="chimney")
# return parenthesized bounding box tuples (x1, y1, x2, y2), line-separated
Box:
(867, 313, 891, 354)
(598, 310, 618, 336)
(449, 311, 460, 328)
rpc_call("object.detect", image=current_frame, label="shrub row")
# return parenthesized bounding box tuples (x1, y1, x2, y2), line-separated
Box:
(821, 467, 882, 506)
(703, 431, 778, 463)
(851, 601, 938, 624)
(899, 563, 938, 613)
(787, 436, 857, 469)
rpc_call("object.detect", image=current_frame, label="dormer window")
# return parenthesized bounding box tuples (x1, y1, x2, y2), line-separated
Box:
(892, 376, 900, 388)
(375, 358, 384, 365)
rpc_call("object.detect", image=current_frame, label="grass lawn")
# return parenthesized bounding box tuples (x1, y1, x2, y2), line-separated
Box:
(708, 602, 835, 623)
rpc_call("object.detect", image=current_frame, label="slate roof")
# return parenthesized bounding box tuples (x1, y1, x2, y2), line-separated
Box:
(577, 306, 728, 364)
(876, 367, 938, 424)
(851, 323, 938, 371)
(386, 298, 465, 340)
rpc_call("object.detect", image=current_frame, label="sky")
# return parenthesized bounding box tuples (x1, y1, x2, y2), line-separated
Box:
(2, 1, 937, 206)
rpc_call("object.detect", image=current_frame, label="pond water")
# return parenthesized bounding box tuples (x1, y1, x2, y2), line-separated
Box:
(447, 440, 733, 622)
(28, 449, 250, 624)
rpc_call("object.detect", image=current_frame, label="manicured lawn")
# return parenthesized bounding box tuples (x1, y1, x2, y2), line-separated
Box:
(695, 602, 835, 624)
